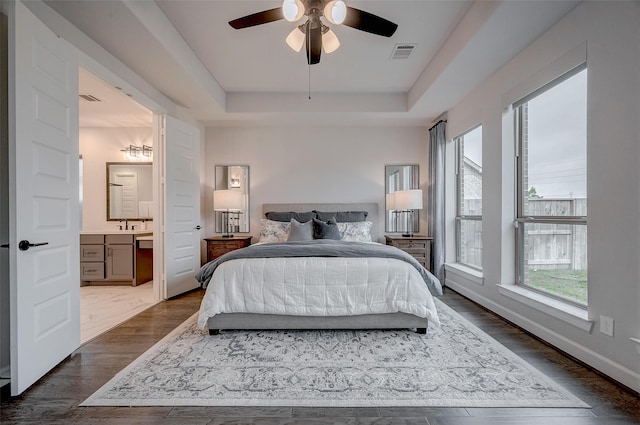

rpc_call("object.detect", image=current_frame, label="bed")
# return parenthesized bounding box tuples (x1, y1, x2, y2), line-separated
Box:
(196, 203, 442, 335)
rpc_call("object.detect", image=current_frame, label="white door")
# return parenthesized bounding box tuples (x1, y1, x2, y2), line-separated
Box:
(112, 171, 138, 218)
(8, 1, 80, 395)
(163, 116, 201, 298)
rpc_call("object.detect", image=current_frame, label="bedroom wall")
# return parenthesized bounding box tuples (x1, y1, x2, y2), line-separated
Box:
(204, 126, 430, 243)
(445, 1, 640, 392)
(79, 127, 153, 231)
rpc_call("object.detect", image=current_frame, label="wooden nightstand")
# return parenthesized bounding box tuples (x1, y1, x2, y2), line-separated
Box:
(385, 235, 433, 271)
(204, 236, 252, 263)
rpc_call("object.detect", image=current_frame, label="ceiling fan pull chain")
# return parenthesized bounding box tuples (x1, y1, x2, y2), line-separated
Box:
(308, 61, 311, 100)
(307, 20, 311, 100)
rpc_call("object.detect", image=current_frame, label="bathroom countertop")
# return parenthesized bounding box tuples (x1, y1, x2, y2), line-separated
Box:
(81, 230, 153, 235)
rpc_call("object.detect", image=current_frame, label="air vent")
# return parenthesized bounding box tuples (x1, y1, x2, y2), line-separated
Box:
(79, 94, 101, 102)
(390, 43, 417, 60)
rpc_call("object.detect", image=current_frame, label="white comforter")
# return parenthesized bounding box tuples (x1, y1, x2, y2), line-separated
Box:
(197, 256, 440, 328)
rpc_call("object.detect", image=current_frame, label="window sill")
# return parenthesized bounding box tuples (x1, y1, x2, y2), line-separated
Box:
(497, 284, 593, 332)
(445, 263, 484, 286)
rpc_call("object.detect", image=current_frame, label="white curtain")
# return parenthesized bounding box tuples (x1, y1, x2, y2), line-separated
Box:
(428, 121, 446, 284)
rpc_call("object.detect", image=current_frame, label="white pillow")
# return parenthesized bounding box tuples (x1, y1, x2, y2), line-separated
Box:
(258, 219, 290, 243)
(338, 221, 373, 243)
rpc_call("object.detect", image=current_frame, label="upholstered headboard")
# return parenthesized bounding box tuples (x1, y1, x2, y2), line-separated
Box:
(262, 203, 380, 242)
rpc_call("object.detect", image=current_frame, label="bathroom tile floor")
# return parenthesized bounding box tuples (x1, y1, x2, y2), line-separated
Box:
(81, 282, 158, 344)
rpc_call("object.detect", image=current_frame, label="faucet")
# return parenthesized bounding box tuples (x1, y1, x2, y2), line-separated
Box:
(125, 219, 129, 230)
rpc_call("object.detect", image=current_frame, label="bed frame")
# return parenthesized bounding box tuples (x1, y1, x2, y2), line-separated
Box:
(207, 203, 428, 335)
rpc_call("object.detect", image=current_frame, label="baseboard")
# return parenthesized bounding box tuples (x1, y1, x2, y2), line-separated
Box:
(444, 279, 640, 394)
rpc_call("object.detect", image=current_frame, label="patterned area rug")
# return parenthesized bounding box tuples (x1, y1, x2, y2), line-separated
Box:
(81, 299, 588, 407)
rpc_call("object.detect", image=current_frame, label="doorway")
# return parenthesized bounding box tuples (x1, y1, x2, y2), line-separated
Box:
(78, 67, 158, 343)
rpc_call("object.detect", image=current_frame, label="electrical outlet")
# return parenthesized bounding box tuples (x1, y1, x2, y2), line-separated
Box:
(600, 315, 614, 337)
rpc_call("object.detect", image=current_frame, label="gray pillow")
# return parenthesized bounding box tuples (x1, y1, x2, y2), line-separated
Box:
(314, 210, 368, 222)
(287, 218, 313, 241)
(265, 211, 316, 223)
(312, 217, 341, 240)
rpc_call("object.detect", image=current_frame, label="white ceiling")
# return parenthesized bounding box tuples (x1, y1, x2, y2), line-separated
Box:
(79, 68, 152, 127)
(46, 0, 580, 128)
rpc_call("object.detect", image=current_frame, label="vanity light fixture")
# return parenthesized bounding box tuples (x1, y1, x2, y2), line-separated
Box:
(120, 144, 141, 158)
(121, 144, 153, 160)
(142, 145, 153, 158)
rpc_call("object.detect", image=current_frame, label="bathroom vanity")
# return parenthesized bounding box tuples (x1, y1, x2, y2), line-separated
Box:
(80, 230, 153, 286)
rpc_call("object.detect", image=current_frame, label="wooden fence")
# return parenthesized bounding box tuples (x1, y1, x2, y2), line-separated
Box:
(525, 198, 587, 271)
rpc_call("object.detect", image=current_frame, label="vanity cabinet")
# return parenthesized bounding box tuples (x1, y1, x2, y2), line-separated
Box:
(80, 234, 106, 282)
(81, 232, 152, 286)
(105, 234, 134, 280)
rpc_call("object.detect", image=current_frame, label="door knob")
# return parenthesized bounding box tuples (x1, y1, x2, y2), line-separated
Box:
(18, 240, 49, 251)
(194, 225, 202, 230)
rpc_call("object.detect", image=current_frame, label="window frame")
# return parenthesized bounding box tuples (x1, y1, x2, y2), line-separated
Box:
(454, 125, 483, 270)
(514, 65, 588, 307)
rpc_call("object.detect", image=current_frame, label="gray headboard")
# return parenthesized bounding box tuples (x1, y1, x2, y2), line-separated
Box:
(262, 203, 380, 242)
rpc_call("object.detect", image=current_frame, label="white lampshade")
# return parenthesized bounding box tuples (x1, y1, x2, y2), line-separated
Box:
(386, 192, 396, 210)
(282, 0, 304, 22)
(214, 189, 243, 211)
(286, 27, 305, 52)
(324, 0, 347, 25)
(322, 28, 340, 53)
(394, 189, 423, 210)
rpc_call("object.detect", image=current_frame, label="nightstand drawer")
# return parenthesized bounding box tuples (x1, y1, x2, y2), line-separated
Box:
(214, 241, 245, 252)
(385, 235, 432, 272)
(393, 240, 427, 251)
(204, 236, 253, 263)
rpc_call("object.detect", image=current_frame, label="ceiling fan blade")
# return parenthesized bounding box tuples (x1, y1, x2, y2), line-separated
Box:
(229, 8, 284, 29)
(342, 6, 398, 37)
(305, 24, 322, 65)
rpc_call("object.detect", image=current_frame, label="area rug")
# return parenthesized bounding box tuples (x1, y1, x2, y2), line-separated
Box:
(80, 298, 588, 407)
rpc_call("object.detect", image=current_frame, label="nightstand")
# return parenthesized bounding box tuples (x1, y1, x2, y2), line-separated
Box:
(385, 235, 433, 271)
(204, 236, 252, 263)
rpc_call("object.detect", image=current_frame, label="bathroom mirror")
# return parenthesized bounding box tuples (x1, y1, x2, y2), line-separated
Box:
(385, 164, 420, 233)
(106, 162, 153, 221)
(214, 165, 250, 233)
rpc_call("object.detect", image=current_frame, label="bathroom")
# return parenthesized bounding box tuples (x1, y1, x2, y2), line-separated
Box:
(78, 68, 158, 343)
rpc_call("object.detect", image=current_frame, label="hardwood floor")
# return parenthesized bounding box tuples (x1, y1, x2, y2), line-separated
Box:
(1, 288, 638, 425)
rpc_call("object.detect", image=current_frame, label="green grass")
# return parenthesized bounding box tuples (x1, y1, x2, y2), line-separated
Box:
(526, 269, 588, 305)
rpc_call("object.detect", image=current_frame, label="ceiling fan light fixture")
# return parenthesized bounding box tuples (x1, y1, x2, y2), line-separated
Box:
(322, 28, 340, 53)
(285, 26, 305, 52)
(282, 0, 304, 22)
(323, 0, 347, 25)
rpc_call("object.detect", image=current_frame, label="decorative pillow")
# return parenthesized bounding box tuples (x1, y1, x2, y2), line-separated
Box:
(338, 221, 373, 243)
(265, 211, 316, 223)
(312, 217, 341, 240)
(287, 218, 314, 242)
(258, 219, 290, 243)
(314, 210, 369, 222)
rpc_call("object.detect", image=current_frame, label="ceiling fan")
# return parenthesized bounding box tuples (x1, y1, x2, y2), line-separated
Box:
(229, 0, 398, 65)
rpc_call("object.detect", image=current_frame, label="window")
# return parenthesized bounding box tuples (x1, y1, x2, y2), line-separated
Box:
(515, 66, 587, 306)
(455, 125, 482, 269)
